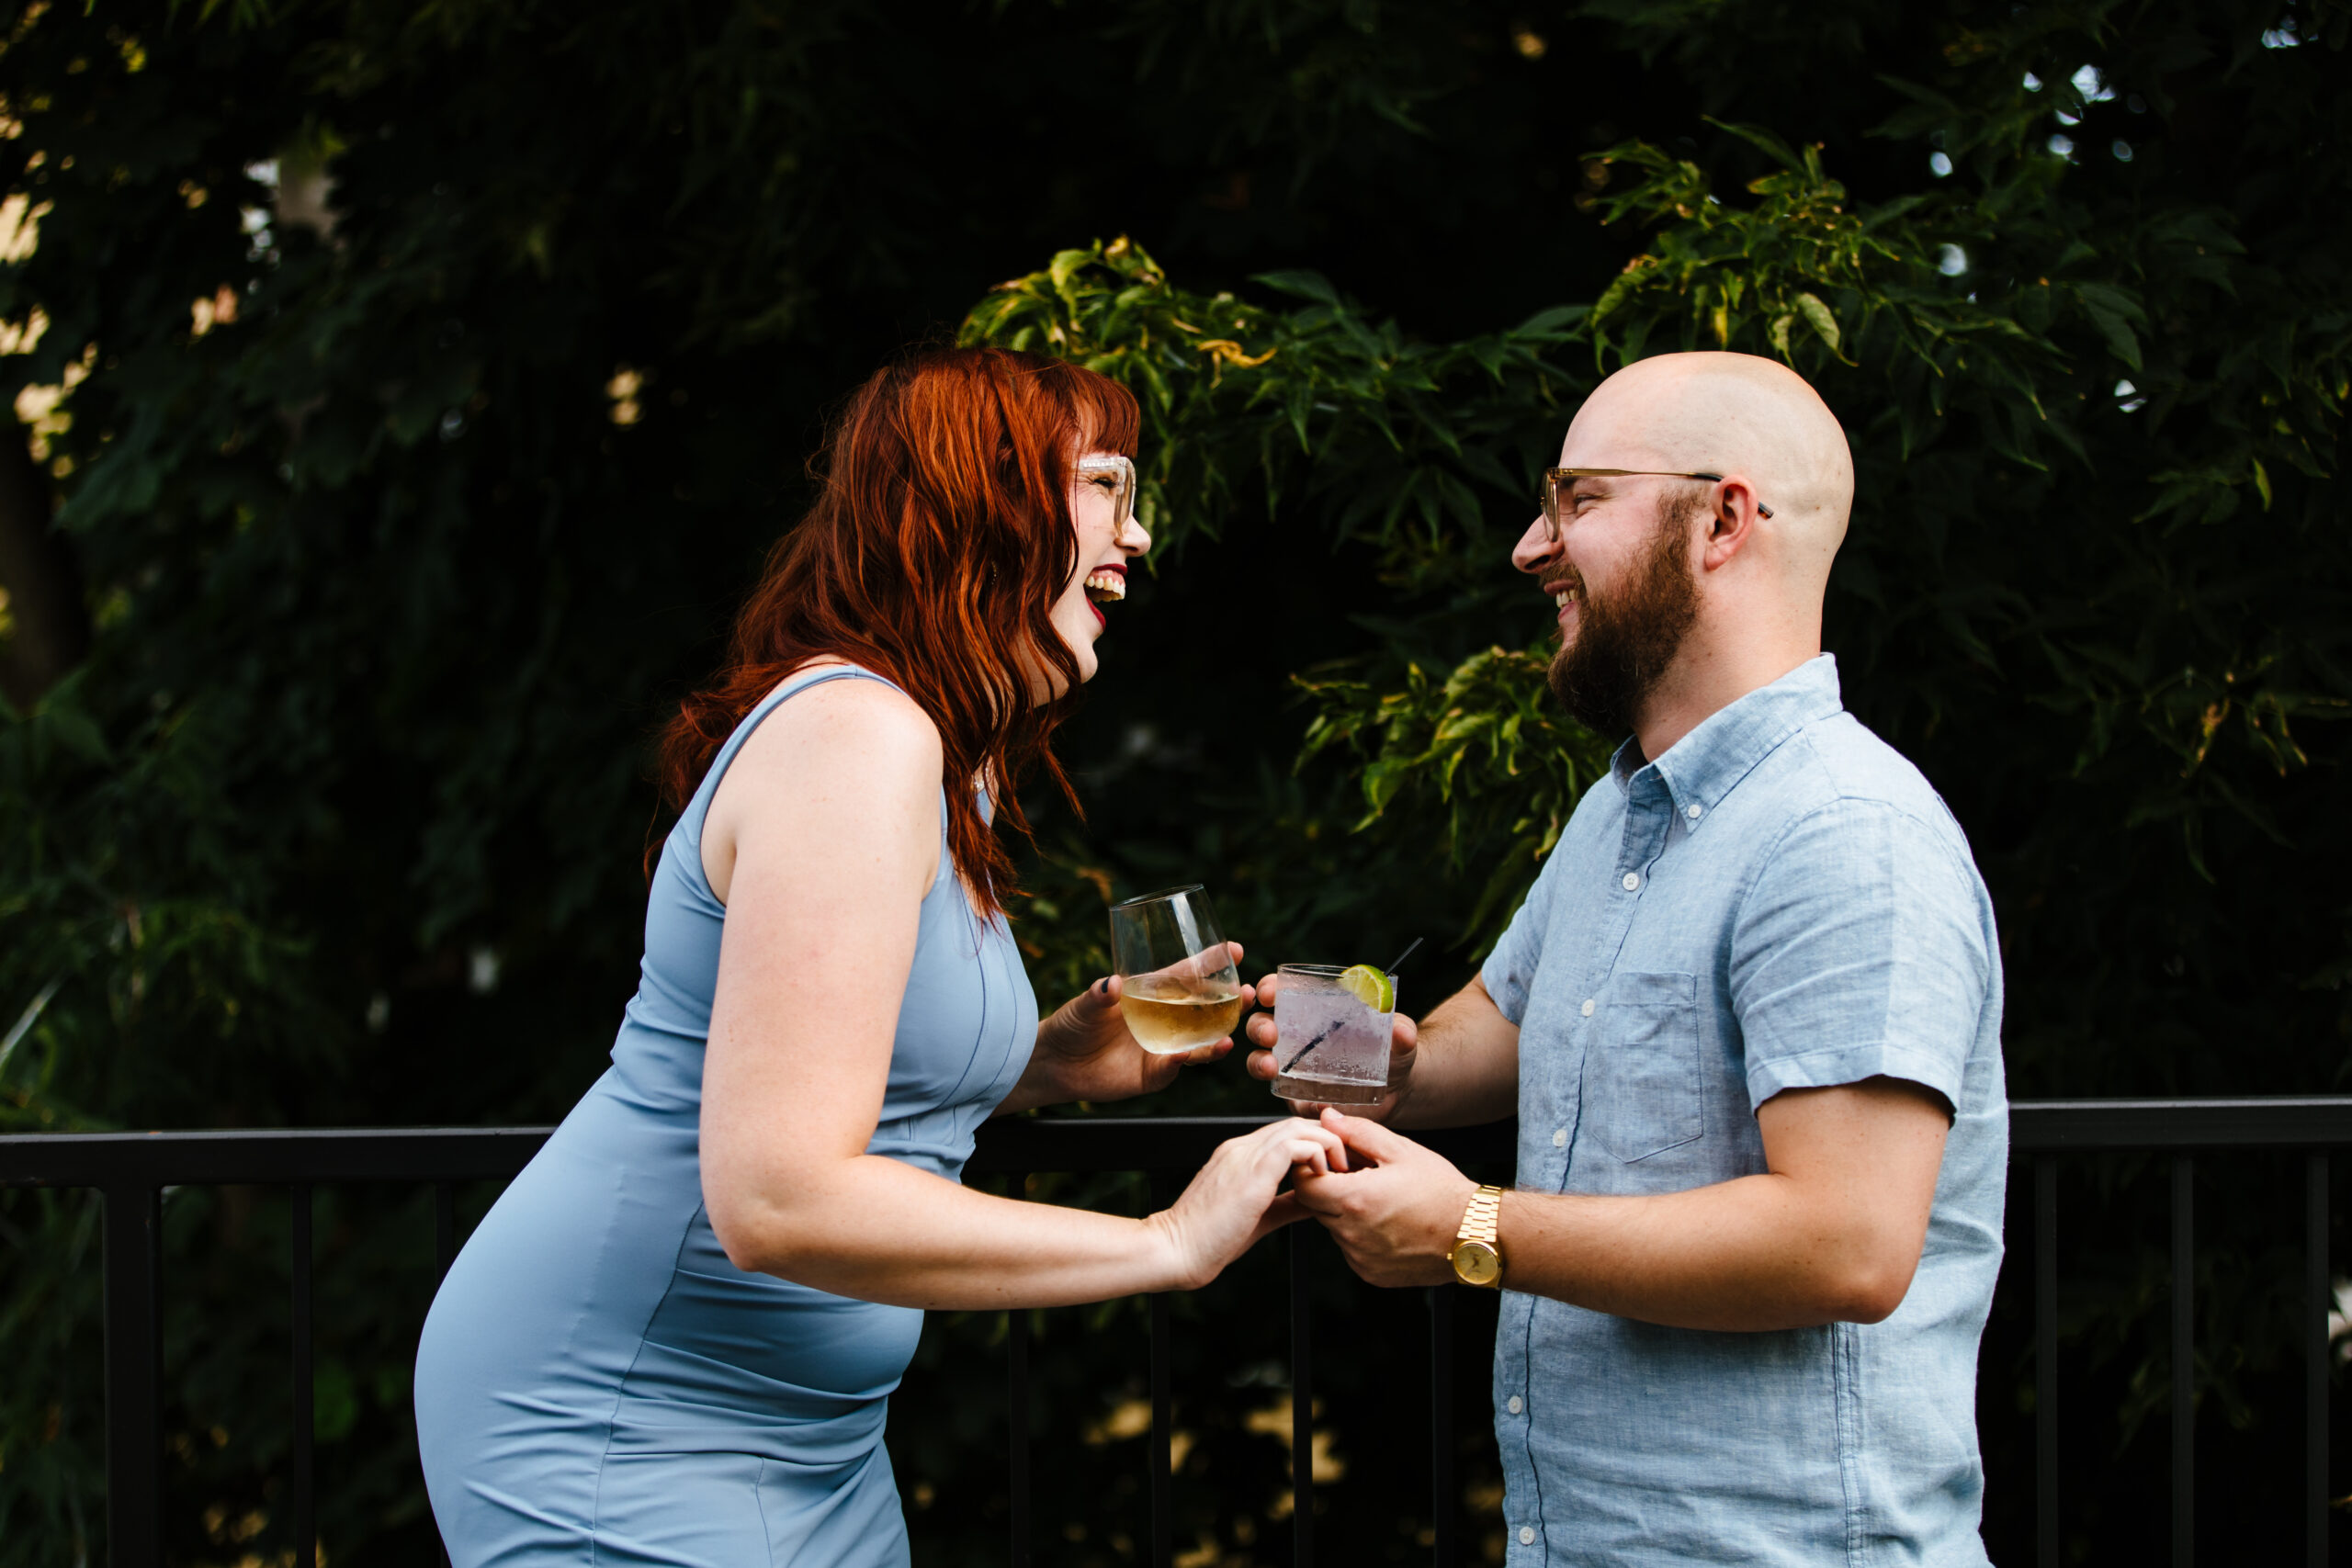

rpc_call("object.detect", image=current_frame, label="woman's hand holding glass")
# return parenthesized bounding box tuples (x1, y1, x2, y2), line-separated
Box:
(999, 886, 1254, 1115)
(999, 944, 1256, 1114)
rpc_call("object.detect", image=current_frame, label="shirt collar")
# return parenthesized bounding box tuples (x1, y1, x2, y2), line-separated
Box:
(1609, 655, 1845, 818)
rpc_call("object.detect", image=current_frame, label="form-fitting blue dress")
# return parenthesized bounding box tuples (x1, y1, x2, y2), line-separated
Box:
(414, 664, 1037, 1565)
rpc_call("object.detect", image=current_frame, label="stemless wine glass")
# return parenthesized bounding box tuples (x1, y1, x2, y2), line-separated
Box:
(1108, 886, 1247, 1055)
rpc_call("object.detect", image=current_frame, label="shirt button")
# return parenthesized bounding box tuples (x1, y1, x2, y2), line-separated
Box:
(1686, 803, 1704, 820)
(1621, 871, 1641, 891)
(1580, 998, 1595, 1017)
(1507, 1395, 1522, 1414)
(1551, 1127, 1566, 1147)
(1520, 1527, 1537, 1546)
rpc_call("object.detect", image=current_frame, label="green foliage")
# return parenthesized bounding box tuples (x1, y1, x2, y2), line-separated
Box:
(2, 0, 2349, 1560)
(961, 234, 1587, 582)
(1295, 649, 1614, 950)
(965, 76, 2352, 1083)
(1582, 122, 2069, 444)
(961, 13, 2352, 1547)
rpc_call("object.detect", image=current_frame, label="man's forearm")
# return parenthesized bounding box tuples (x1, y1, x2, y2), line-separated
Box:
(1498, 1173, 1920, 1331)
(1391, 981, 1521, 1130)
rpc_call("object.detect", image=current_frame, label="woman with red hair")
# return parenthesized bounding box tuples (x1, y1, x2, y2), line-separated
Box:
(413, 347, 1341, 1565)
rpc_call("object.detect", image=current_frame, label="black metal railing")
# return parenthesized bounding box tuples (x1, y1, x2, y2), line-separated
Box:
(962, 1119, 1513, 1568)
(4, 1100, 2349, 1568)
(2009, 1099, 2351, 1568)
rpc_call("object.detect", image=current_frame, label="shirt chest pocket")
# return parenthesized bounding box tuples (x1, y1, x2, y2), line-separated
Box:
(1586, 971, 1702, 1163)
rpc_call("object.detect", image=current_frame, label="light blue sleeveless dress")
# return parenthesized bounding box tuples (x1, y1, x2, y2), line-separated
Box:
(414, 664, 1038, 1565)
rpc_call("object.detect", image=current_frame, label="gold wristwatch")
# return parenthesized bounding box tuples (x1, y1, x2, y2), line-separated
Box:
(1449, 1184, 1506, 1288)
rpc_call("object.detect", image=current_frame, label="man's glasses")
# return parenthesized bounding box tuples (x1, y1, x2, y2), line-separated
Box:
(1538, 467, 1773, 543)
(1074, 455, 1138, 532)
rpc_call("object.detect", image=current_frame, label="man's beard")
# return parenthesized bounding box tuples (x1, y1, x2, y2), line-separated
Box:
(1546, 496, 1703, 739)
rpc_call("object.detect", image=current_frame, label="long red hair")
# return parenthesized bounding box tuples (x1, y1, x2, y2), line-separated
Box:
(656, 346, 1140, 917)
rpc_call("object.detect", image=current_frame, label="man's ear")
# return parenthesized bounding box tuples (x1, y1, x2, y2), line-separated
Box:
(1702, 478, 1765, 570)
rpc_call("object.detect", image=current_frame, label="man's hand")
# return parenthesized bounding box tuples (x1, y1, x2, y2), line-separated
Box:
(1288, 1110, 1477, 1288)
(998, 942, 1254, 1115)
(1244, 972, 1421, 1122)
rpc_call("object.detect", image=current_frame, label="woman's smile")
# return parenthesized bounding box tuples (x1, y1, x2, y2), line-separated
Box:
(1050, 451, 1150, 684)
(1084, 562, 1127, 604)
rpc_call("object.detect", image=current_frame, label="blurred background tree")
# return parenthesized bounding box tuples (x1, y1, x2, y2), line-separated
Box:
(0, 0, 2346, 1562)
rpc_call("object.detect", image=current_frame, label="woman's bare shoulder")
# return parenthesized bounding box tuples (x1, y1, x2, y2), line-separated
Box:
(702, 671, 944, 903)
(741, 670, 941, 776)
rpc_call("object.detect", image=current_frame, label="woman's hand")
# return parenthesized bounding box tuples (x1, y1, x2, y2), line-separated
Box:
(999, 942, 1255, 1114)
(1148, 1118, 1351, 1291)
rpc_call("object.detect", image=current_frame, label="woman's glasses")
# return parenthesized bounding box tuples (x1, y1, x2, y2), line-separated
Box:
(1074, 455, 1137, 531)
(1538, 467, 1773, 543)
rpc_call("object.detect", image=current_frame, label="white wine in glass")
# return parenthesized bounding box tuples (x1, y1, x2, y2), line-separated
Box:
(1109, 886, 1245, 1055)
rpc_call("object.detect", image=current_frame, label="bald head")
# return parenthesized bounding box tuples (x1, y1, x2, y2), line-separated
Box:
(1561, 352, 1853, 583)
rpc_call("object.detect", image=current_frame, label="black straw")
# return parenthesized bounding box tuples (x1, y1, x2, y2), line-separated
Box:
(1385, 937, 1424, 976)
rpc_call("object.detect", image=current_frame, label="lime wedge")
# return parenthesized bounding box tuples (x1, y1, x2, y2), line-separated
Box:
(1338, 964, 1396, 1014)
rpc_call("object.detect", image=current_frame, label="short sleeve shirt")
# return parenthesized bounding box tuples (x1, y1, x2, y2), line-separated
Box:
(1478, 655, 2007, 1567)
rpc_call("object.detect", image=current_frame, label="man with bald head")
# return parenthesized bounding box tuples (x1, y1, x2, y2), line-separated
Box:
(1250, 352, 2007, 1564)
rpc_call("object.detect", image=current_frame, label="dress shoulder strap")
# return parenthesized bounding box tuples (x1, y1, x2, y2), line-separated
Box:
(677, 663, 911, 846)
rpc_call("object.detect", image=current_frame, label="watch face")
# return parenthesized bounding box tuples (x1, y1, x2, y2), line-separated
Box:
(1451, 1240, 1501, 1288)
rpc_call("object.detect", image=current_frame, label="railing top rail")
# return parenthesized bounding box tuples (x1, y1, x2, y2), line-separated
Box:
(963, 1116, 1520, 1174)
(7, 1098, 2352, 1188)
(0, 1117, 1521, 1187)
(2009, 1098, 2352, 1151)
(0, 1126, 560, 1188)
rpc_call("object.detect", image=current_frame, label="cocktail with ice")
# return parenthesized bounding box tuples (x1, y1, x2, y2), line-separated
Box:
(1271, 964, 1395, 1106)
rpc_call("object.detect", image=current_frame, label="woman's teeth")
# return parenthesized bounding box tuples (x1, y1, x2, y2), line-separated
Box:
(1084, 570, 1125, 604)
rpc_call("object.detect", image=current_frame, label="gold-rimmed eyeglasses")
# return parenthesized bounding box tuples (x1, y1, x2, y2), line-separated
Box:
(1074, 455, 1138, 532)
(1538, 467, 1773, 543)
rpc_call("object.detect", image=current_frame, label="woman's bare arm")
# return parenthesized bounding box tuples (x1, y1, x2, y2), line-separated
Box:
(698, 678, 1337, 1309)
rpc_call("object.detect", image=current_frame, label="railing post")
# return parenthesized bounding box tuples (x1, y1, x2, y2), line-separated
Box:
(430, 1180, 458, 1568)
(2035, 1156, 2056, 1568)
(101, 1184, 162, 1568)
(1009, 1174, 1031, 1568)
(1291, 1224, 1313, 1568)
(1149, 1172, 1173, 1568)
(1148, 1288, 1166, 1568)
(2308, 1152, 2328, 1568)
(1427, 1285, 1455, 1568)
(292, 1183, 315, 1568)
(434, 1181, 457, 1286)
(2172, 1155, 2194, 1568)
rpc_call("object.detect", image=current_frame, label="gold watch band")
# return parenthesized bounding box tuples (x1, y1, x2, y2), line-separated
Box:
(1457, 1184, 1504, 1247)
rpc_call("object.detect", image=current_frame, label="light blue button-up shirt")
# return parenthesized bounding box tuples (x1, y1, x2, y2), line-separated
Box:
(1477, 655, 2007, 1567)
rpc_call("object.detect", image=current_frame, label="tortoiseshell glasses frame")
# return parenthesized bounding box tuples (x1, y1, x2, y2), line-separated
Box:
(1538, 467, 1774, 543)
